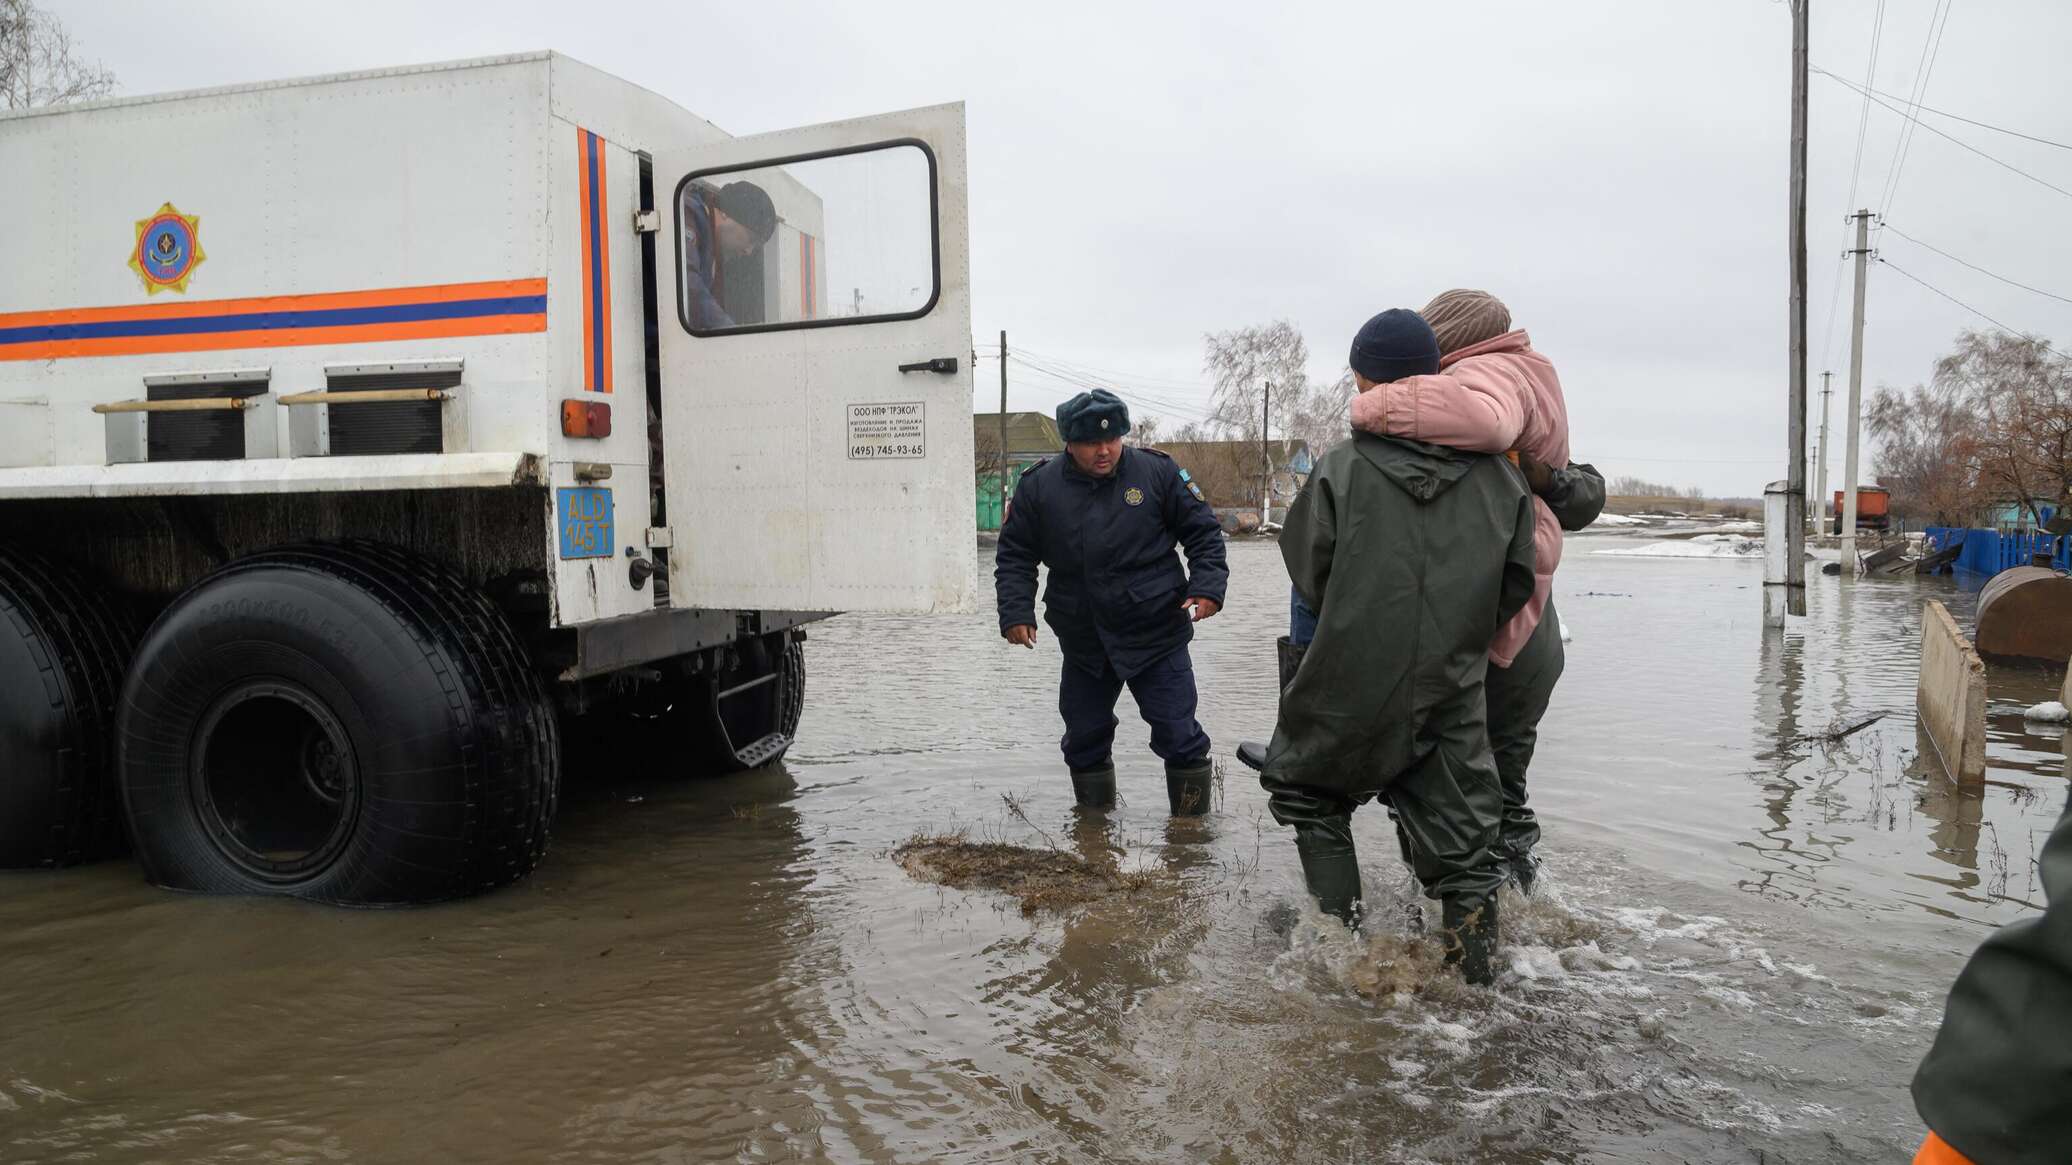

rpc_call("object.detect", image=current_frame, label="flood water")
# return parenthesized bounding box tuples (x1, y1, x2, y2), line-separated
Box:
(3, 535, 2065, 1163)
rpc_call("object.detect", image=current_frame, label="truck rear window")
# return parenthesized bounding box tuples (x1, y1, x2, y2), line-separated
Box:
(676, 141, 938, 336)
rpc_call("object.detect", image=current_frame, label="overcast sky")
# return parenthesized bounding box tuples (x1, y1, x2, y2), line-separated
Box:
(52, 0, 2072, 496)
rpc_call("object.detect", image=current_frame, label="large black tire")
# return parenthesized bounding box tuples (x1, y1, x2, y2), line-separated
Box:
(613, 632, 805, 775)
(117, 542, 558, 904)
(0, 551, 132, 868)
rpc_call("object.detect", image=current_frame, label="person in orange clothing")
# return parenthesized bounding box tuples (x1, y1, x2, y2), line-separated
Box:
(1909, 792, 2072, 1164)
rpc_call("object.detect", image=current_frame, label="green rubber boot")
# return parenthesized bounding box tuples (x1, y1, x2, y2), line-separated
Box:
(1293, 818, 1362, 928)
(1165, 758, 1214, 817)
(1070, 764, 1116, 810)
(1441, 895, 1500, 986)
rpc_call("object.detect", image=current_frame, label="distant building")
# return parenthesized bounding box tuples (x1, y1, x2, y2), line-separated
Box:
(973, 411, 1064, 530)
(1154, 439, 1314, 531)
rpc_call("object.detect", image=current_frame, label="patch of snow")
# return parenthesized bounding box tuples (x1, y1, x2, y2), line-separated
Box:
(1683, 521, 1762, 535)
(2023, 701, 2070, 723)
(1594, 534, 1763, 560)
(1590, 513, 1647, 527)
(1559, 615, 1574, 643)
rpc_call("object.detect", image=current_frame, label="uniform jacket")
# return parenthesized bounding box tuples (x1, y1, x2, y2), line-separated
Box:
(681, 189, 733, 330)
(994, 446, 1228, 679)
(1259, 434, 1535, 799)
(1912, 793, 2072, 1165)
(1348, 330, 1569, 667)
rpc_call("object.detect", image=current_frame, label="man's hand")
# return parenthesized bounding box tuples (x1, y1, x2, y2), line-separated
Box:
(1004, 624, 1038, 649)
(1517, 453, 1555, 494)
(1183, 597, 1221, 622)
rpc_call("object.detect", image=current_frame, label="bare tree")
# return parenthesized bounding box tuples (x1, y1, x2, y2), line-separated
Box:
(1935, 330, 2072, 523)
(1286, 370, 1356, 456)
(973, 426, 1006, 490)
(1608, 475, 1704, 499)
(1867, 380, 1983, 526)
(1125, 414, 1163, 447)
(1, 0, 116, 110)
(1203, 320, 1310, 446)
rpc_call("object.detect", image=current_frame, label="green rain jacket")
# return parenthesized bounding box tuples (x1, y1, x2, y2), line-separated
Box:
(1260, 434, 1536, 804)
(1912, 793, 2072, 1164)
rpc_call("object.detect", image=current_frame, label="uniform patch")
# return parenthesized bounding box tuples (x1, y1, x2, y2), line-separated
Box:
(1179, 468, 1207, 503)
(129, 203, 205, 294)
(1124, 487, 1145, 506)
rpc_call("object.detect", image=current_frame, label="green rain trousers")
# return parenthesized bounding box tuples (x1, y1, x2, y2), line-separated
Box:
(1487, 597, 1565, 862)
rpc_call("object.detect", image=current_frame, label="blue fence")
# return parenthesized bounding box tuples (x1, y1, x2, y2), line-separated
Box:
(1923, 526, 2072, 577)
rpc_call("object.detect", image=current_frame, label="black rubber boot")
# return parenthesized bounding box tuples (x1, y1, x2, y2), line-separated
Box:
(1508, 851, 1540, 898)
(1236, 637, 1310, 772)
(1293, 818, 1362, 928)
(1275, 635, 1306, 688)
(1441, 895, 1500, 986)
(1165, 758, 1213, 817)
(1070, 764, 1116, 810)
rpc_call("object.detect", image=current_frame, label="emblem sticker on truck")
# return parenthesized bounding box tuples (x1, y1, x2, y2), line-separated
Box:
(129, 203, 206, 295)
(847, 401, 926, 460)
(557, 487, 615, 559)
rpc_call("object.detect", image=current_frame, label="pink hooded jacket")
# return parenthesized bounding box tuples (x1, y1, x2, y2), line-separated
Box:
(1347, 329, 1570, 667)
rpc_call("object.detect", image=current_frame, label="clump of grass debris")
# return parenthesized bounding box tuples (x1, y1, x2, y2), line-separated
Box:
(896, 794, 1183, 915)
(895, 831, 1177, 915)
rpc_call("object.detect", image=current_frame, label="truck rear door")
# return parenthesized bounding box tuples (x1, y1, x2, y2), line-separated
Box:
(654, 103, 974, 614)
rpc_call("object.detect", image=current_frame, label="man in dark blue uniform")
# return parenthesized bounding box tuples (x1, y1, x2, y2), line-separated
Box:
(995, 389, 1229, 815)
(679, 180, 777, 330)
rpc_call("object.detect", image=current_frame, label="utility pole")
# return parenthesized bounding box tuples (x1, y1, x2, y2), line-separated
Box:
(1840, 208, 1873, 573)
(998, 330, 1009, 529)
(1814, 370, 1833, 536)
(1260, 383, 1272, 529)
(1770, 0, 1810, 626)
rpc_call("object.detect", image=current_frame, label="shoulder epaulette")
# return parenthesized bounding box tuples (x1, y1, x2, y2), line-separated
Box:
(1135, 446, 1173, 461)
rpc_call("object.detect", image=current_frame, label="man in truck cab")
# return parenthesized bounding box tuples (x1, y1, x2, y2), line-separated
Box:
(680, 179, 778, 329)
(994, 389, 1229, 817)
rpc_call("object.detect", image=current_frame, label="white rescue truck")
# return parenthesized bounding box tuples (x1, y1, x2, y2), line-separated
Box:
(0, 53, 975, 903)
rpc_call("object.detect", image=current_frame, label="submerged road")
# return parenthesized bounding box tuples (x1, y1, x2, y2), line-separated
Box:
(2, 535, 2062, 1162)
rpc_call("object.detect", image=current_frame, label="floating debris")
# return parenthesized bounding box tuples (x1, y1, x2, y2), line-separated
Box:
(895, 833, 1177, 915)
(2022, 701, 2070, 723)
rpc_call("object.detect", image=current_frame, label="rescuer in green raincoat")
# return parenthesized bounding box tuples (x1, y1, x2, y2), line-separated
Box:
(1256, 309, 1536, 985)
(1908, 792, 2072, 1165)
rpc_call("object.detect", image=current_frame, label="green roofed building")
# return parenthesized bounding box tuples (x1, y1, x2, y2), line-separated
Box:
(973, 411, 1065, 530)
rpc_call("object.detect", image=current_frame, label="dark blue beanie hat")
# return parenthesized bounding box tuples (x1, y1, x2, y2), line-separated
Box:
(1056, 388, 1131, 443)
(1349, 309, 1442, 383)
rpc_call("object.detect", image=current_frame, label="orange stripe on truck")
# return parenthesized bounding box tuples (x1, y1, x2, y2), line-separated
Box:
(0, 279, 548, 362)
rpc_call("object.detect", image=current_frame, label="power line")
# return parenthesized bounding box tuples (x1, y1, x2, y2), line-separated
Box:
(1877, 256, 2053, 349)
(1006, 350, 1220, 415)
(1818, 68, 2072, 203)
(1881, 224, 2072, 307)
(1811, 67, 2072, 152)
(1004, 352, 1217, 420)
(1875, 0, 1954, 232)
(1010, 344, 1217, 394)
(1822, 0, 1887, 369)
(1844, 0, 1886, 212)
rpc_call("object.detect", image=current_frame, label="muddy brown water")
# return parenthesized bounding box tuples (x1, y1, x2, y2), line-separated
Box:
(3, 536, 2064, 1163)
